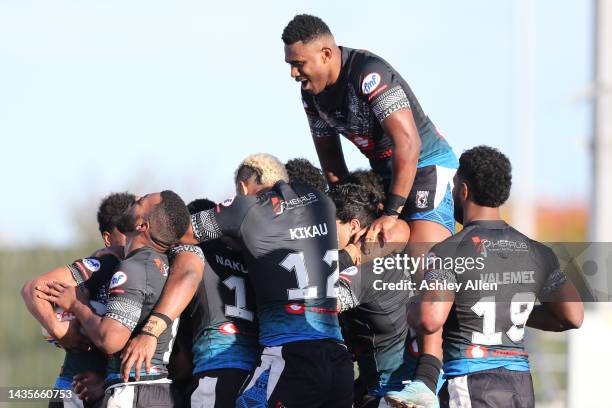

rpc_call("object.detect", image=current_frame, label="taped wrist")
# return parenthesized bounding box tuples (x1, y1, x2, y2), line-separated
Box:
(383, 194, 406, 216)
(413, 353, 442, 393)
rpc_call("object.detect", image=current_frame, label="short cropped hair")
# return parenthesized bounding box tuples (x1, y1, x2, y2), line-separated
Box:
(149, 190, 190, 246)
(286, 158, 327, 192)
(328, 183, 381, 227)
(458, 145, 512, 208)
(97, 192, 135, 234)
(235, 153, 289, 187)
(282, 14, 332, 45)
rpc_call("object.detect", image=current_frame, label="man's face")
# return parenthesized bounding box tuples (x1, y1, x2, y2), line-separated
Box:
(116, 193, 162, 235)
(336, 219, 355, 250)
(284, 40, 330, 95)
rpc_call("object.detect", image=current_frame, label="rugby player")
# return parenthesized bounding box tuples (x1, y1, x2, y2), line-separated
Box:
(386, 146, 584, 408)
(330, 182, 415, 408)
(181, 153, 353, 407)
(36, 191, 190, 407)
(121, 197, 261, 408)
(282, 14, 457, 397)
(21, 192, 134, 408)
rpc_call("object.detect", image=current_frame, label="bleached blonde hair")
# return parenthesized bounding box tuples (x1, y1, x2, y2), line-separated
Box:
(235, 153, 289, 186)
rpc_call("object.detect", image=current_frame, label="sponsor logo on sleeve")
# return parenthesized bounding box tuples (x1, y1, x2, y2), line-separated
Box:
(361, 72, 381, 95)
(340, 266, 358, 276)
(82, 258, 101, 272)
(109, 271, 127, 289)
(221, 197, 234, 207)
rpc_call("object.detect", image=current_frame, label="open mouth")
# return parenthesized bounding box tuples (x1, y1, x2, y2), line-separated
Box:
(297, 77, 309, 89)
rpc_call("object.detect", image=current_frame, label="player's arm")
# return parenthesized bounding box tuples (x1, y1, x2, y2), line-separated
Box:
(527, 246, 584, 331)
(527, 280, 583, 331)
(356, 219, 410, 263)
(120, 245, 205, 380)
(409, 289, 454, 334)
(313, 135, 349, 185)
(187, 196, 253, 245)
(408, 252, 456, 334)
(381, 108, 421, 203)
(22, 265, 77, 340)
(23, 254, 118, 350)
(72, 300, 132, 354)
(364, 67, 420, 239)
(35, 280, 131, 354)
(301, 92, 348, 184)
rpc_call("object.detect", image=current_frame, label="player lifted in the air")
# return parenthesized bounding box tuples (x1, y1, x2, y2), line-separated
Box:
(282, 14, 458, 402)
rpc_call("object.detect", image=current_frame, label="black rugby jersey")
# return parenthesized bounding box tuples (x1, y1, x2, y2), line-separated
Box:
(104, 247, 178, 384)
(424, 220, 567, 376)
(191, 181, 343, 346)
(302, 46, 455, 168)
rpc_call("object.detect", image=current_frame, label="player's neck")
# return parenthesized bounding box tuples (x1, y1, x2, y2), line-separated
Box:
(463, 205, 502, 225)
(124, 234, 164, 256)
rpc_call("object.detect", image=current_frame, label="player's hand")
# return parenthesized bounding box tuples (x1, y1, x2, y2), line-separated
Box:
(57, 320, 92, 352)
(364, 215, 398, 246)
(35, 281, 79, 311)
(73, 371, 105, 402)
(120, 334, 158, 381)
(344, 243, 362, 265)
(90, 245, 124, 260)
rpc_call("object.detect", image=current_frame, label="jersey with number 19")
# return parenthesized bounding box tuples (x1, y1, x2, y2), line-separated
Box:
(425, 220, 568, 377)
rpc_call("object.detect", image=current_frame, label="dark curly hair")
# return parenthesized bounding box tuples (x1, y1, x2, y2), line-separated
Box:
(187, 198, 216, 215)
(340, 170, 385, 207)
(328, 183, 381, 227)
(458, 145, 512, 208)
(286, 158, 328, 192)
(97, 192, 135, 234)
(149, 190, 190, 247)
(282, 14, 332, 45)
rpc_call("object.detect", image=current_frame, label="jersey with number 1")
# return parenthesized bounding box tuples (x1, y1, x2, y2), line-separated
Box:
(177, 241, 260, 373)
(425, 220, 568, 377)
(191, 181, 342, 347)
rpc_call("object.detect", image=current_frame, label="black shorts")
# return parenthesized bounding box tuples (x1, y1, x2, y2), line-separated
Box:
(236, 340, 354, 408)
(100, 381, 180, 408)
(439, 368, 534, 408)
(189, 368, 250, 408)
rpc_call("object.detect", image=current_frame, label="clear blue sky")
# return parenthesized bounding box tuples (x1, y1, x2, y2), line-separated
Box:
(0, 0, 593, 247)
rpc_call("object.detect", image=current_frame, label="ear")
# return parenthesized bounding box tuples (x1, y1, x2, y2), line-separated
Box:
(238, 180, 249, 196)
(350, 218, 362, 233)
(102, 231, 112, 247)
(136, 219, 149, 233)
(461, 182, 469, 201)
(321, 46, 332, 63)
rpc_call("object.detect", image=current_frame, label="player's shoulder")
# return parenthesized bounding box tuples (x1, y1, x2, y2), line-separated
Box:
(344, 47, 398, 93)
(119, 247, 168, 276)
(429, 224, 479, 257)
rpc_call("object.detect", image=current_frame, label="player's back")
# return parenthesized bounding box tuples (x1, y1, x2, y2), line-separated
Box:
(430, 220, 563, 376)
(183, 240, 260, 373)
(239, 181, 342, 346)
